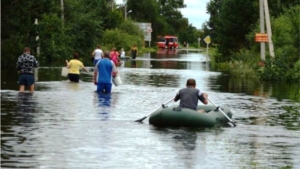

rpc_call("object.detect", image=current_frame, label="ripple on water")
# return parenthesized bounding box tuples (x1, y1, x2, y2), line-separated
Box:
(1, 59, 300, 168)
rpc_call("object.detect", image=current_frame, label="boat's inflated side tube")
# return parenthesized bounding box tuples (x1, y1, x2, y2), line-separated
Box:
(149, 105, 233, 127)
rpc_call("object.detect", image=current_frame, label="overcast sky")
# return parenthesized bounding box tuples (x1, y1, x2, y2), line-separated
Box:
(116, 0, 210, 29)
(180, 0, 210, 29)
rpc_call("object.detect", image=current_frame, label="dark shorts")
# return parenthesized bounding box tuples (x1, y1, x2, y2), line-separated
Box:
(131, 54, 136, 59)
(18, 74, 35, 86)
(94, 59, 101, 66)
(96, 83, 112, 93)
(68, 73, 80, 83)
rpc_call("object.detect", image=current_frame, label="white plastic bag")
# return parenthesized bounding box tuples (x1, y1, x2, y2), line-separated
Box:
(61, 67, 69, 77)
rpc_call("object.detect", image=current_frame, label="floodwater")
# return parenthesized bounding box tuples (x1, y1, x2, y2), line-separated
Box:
(1, 49, 300, 169)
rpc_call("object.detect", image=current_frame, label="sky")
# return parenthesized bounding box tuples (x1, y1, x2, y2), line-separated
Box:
(115, 0, 210, 29)
(180, 0, 210, 29)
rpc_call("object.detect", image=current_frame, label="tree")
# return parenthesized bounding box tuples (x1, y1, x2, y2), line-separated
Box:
(102, 22, 144, 51)
(1, 0, 59, 66)
(158, 0, 187, 34)
(206, 0, 257, 62)
(126, 0, 189, 45)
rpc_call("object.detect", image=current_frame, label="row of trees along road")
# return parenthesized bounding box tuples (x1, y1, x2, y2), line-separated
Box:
(1, 0, 299, 82)
(1, 0, 202, 67)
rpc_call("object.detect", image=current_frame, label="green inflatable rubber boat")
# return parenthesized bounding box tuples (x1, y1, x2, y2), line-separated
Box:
(149, 105, 233, 127)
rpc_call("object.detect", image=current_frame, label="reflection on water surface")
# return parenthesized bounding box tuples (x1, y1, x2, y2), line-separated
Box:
(1, 51, 299, 168)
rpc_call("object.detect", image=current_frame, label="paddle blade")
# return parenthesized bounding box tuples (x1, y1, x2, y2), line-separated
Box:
(135, 116, 147, 123)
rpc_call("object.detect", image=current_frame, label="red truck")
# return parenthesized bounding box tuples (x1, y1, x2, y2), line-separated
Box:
(157, 35, 179, 49)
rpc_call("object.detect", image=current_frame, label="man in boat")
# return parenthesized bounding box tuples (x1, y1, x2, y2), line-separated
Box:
(174, 78, 208, 113)
(93, 51, 118, 93)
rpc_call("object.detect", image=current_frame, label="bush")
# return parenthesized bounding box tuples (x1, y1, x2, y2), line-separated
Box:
(228, 60, 257, 78)
(286, 60, 300, 82)
(102, 20, 144, 52)
(255, 55, 300, 82)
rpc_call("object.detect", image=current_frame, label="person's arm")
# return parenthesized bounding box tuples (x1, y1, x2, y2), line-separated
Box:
(81, 64, 89, 72)
(199, 92, 208, 104)
(112, 61, 118, 77)
(65, 60, 70, 68)
(93, 63, 98, 85)
(34, 57, 39, 68)
(101, 51, 104, 59)
(174, 91, 180, 102)
(83, 67, 89, 72)
(116, 52, 121, 62)
(92, 50, 95, 57)
(93, 71, 97, 85)
(109, 52, 113, 59)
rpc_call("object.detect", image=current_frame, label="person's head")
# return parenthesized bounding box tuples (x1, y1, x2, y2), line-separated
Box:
(112, 47, 116, 51)
(103, 51, 110, 58)
(73, 52, 80, 59)
(96, 45, 100, 49)
(121, 48, 124, 51)
(186, 78, 196, 87)
(23, 47, 30, 54)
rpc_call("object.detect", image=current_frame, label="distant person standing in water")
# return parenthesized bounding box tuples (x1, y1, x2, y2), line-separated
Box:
(16, 47, 39, 93)
(120, 48, 125, 58)
(130, 44, 138, 59)
(65, 52, 89, 83)
(92, 45, 104, 65)
(110, 47, 120, 66)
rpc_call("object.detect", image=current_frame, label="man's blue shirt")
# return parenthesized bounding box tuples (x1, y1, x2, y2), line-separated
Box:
(95, 58, 116, 83)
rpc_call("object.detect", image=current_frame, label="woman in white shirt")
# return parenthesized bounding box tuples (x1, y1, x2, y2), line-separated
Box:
(120, 48, 125, 58)
(92, 45, 104, 65)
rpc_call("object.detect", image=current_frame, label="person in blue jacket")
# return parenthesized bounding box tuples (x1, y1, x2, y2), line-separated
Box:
(93, 51, 118, 93)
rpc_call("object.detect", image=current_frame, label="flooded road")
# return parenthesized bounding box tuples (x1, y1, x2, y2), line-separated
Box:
(1, 50, 300, 169)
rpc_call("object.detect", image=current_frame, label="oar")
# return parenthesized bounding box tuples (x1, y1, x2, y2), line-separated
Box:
(135, 98, 174, 122)
(207, 97, 237, 127)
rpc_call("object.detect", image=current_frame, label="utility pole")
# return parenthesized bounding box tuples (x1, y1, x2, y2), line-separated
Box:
(34, 18, 39, 81)
(125, 4, 127, 19)
(60, 0, 64, 27)
(259, 0, 265, 60)
(259, 0, 275, 60)
(124, 0, 127, 19)
(34, 19, 40, 56)
(123, 0, 132, 20)
(263, 0, 275, 58)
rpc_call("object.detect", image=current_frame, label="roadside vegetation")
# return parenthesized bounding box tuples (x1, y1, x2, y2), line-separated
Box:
(205, 2, 300, 82)
(1, 0, 299, 82)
